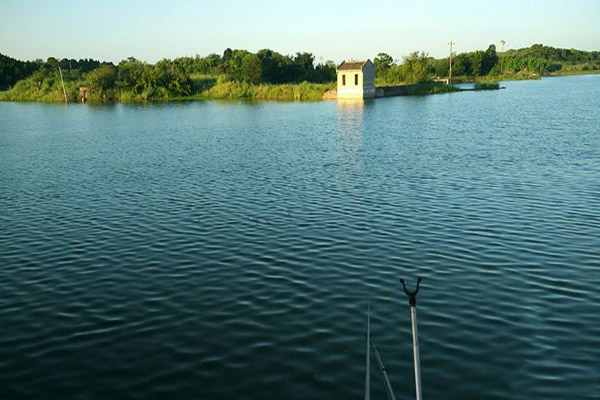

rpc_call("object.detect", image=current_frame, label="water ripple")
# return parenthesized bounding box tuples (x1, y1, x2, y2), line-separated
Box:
(1, 76, 600, 399)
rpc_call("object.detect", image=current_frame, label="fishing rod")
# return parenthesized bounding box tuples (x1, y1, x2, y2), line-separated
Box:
(400, 277, 423, 400)
(370, 335, 397, 400)
(365, 304, 396, 400)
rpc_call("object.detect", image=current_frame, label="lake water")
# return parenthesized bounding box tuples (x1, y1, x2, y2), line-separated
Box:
(1, 75, 599, 400)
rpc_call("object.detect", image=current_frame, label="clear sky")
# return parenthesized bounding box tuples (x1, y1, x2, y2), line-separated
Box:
(1, 0, 599, 64)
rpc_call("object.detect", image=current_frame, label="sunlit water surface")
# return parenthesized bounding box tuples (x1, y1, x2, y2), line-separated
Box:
(1, 75, 599, 399)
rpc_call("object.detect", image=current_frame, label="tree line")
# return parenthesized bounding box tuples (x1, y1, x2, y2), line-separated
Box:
(1, 48, 337, 101)
(0, 54, 101, 90)
(374, 43, 600, 85)
(165, 48, 336, 84)
(2, 44, 598, 101)
(84, 49, 337, 100)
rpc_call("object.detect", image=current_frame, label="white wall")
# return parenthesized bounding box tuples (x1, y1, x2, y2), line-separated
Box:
(337, 61, 376, 99)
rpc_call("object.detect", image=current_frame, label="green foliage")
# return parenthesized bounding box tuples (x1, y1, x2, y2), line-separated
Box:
(401, 82, 460, 95)
(452, 54, 470, 76)
(241, 54, 262, 84)
(374, 52, 432, 85)
(316, 61, 337, 83)
(504, 43, 599, 64)
(466, 46, 499, 76)
(190, 74, 217, 92)
(117, 58, 145, 91)
(2, 44, 598, 103)
(497, 44, 600, 78)
(87, 64, 117, 91)
(0, 47, 330, 102)
(433, 58, 449, 77)
(372, 43, 599, 86)
(200, 81, 334, 101)
(468, 51, 485, 76)
(374, 53, 393, 80)
(0, 53, 102, 91)
(379, 43, 598, 83)
(484, 45, 499, 74)
(168, 48, 334, 85)
(0, 54, 40, 90)
(474, 82, 500, 90)
(153, 59, 192, 96)
(403, 52, 431, 83)
(0, 65, 83, 102)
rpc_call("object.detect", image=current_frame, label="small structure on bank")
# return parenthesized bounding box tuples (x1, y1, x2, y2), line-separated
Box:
(336, 60, 376, 99)
(79, 87, 90, 103)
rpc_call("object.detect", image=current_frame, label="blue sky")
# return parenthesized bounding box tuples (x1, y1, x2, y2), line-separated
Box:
(1, 0, 599, 63)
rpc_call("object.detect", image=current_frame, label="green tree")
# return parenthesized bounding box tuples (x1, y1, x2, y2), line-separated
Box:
(482, 45, 499, 75)
(0, 53, 41, 90)
(117, 58, 146, 92)
(468, 51, 486, 76)
(384, 64, 405, 84)
(241, 54, 262, 84)
(257, 49, 293, 83)
(87, 64, 117, 91)
(293, 52, 316, 81)
(227, 49, 252, 81)
(403, 51, 430, 83)
(374, 52, 393, 80)
(30, 66, 55, 91)
(527, 57, 549, 74)
(433, 58, 449, 77)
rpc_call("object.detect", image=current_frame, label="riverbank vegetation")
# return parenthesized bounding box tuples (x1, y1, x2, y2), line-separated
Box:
(0, 44, 597, 103)
(397, 82, 461, 95)
(374, 44, 600, 86)
(0, 49, 336, 102)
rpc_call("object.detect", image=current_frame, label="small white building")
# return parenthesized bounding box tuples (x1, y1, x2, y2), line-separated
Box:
(336, 60, 376, 99)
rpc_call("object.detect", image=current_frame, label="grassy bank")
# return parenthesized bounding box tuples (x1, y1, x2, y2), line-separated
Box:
(0, 75, 84, 102)
(376, 81, 495, 96)
(188, 80, 334, 101)
(402, 82, 461, 95)
(547, 68, 600, 76)
(0, 72, 334, 103)
(473, 82, 500, 90)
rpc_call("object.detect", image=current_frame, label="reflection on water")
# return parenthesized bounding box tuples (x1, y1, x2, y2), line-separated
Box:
(336, 98, 365, 112)
(334, 100, 366, 185)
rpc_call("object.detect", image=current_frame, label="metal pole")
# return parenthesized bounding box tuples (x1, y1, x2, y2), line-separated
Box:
(448, 41, 454, 84)
(400, 278, 423, 400)
(410, 306, 422, 400)
(365, 303, 371, 400)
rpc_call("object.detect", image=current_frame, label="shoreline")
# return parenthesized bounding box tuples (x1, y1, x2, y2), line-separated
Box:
(1, 72, 598, 104)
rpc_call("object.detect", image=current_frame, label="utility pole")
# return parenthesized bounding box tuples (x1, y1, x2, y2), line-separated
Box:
(499, 40, 506, 74)
(448, 40, 455, 84)
(320, 56, 323, 83)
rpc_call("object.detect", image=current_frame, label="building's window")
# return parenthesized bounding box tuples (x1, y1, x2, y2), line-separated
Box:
(342, 74, 346, 85)
(355, 74, 359, 85)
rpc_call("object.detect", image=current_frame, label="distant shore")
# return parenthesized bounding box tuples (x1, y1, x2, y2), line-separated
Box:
(3, 72, 600, 104)
(1, 42, 598, 103)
